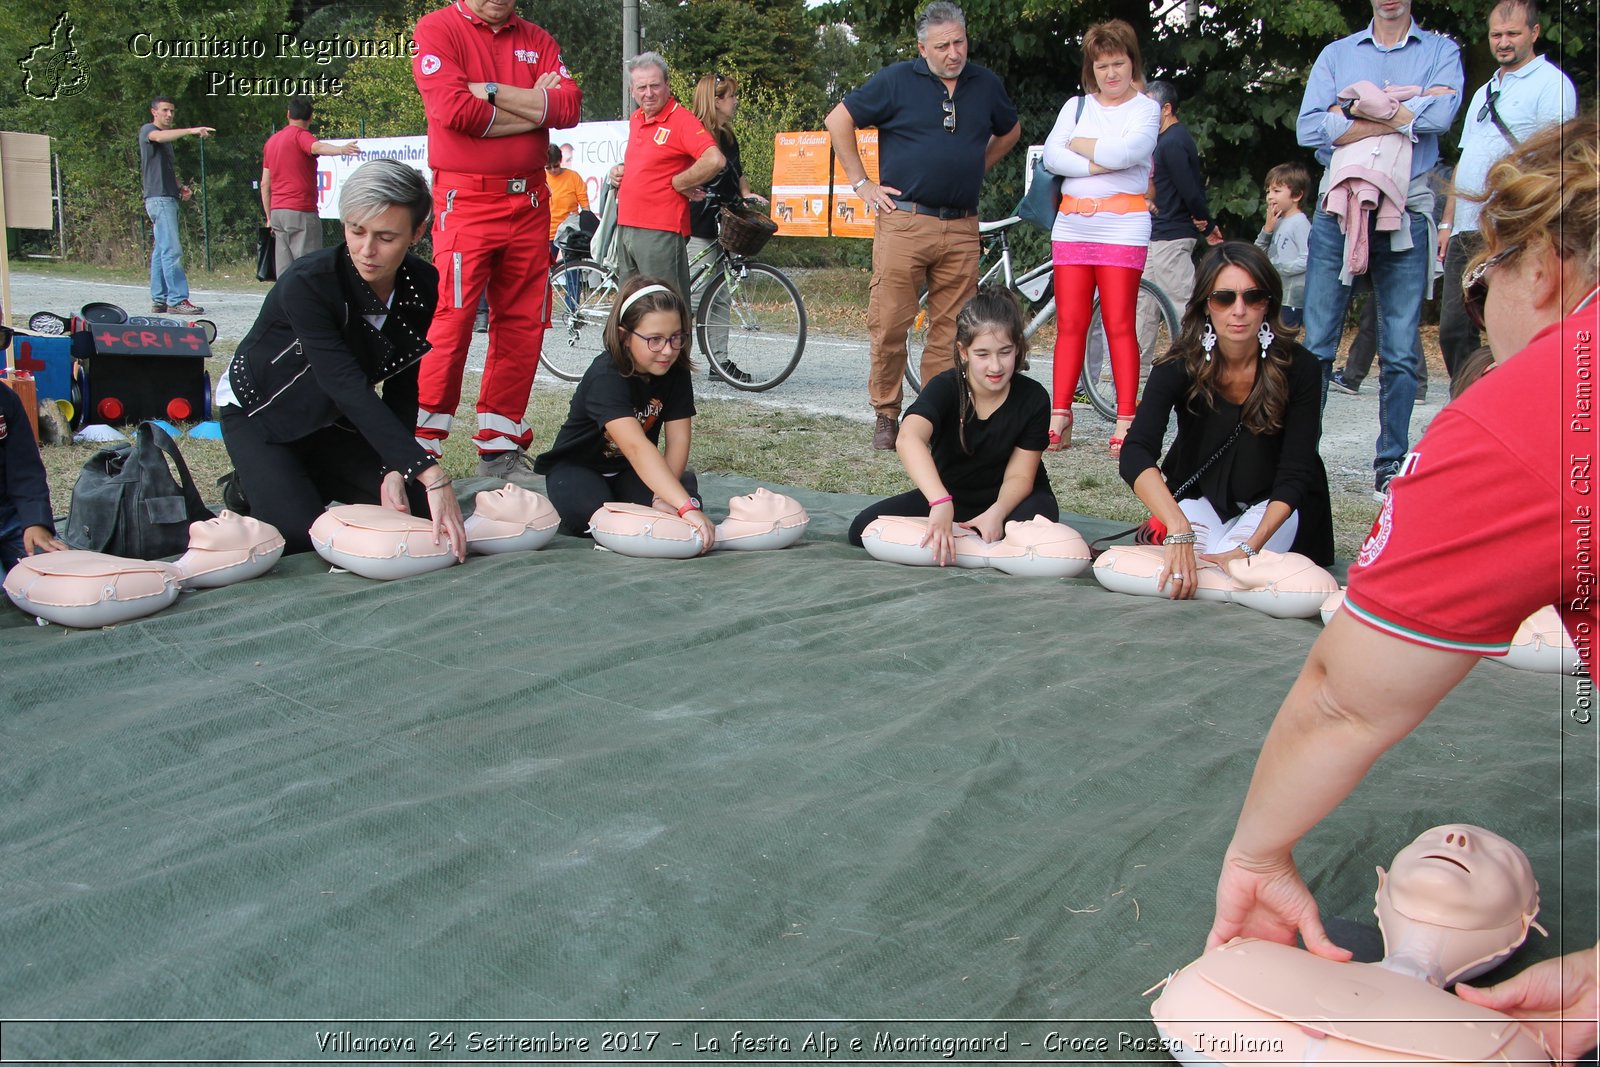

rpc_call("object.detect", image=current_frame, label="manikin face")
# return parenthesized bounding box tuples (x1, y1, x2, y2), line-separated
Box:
(630, 66, 669, 118)
(189, 511, 273, 551)
(728, 489, 794, 521)
(343, 204, 424, 292)
(626, 309, 686, 376)
(959, 327, 1019, 402)
(464, 0, 515, 28)
(151, 101, 177, 129)
(1205, 264, 1269, 357)
(1092, 52, 1135, 103)
(1488, 7, 1539, 71)
(1383, 824, 1536, 930)
(917, 21, 968, 81)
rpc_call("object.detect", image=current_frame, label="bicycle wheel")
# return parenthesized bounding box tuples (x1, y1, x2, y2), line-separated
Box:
(698, 261, 807, 391)
(1080, 279, 1179, 422)
(540, 259, 614, 382)
(903, 291, 934, 394)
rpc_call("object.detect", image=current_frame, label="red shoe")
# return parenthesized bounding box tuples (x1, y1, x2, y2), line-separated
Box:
(1047, 408, 1072, 452)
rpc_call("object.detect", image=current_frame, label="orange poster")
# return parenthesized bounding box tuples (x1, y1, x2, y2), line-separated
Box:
(769, 130, 834, 238)
(829, 130, 879, 239)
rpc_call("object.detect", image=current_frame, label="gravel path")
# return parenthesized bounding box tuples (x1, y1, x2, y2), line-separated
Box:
(6, 269, 1441, 496)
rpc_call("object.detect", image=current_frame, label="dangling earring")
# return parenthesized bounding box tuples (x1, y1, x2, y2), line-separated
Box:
(1257, 322, 1275, 359)
(1201, 321, 1217, 362)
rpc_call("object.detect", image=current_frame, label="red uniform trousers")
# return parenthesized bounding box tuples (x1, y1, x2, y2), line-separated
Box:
(416, 174, 552, 456)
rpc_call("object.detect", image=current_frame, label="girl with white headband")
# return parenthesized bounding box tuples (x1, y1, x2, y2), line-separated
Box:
(533, 276, 713, 552)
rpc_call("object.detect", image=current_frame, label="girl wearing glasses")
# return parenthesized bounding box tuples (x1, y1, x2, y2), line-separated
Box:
(534, 276, 712, 550)
(1119, 241, 1332, 599)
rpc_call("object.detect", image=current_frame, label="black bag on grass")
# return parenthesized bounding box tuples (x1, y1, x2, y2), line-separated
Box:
(64, 422, 214, 558)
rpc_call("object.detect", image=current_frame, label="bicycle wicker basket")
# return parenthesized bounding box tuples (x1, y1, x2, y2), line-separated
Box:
(717, 204, 778, 257)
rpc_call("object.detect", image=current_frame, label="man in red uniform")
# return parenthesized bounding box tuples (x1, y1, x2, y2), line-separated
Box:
(260, 96, 360, 271)
(607, 53, 724, 305)
(411, 0, 581, 477)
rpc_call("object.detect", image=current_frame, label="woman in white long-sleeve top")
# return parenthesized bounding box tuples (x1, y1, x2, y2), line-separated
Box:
(1041, 18, 1159, 457)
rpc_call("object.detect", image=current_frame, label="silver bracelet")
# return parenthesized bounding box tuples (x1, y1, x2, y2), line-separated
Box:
(1164, 532, 1199, 545)
(1238, 543, 1258, 558)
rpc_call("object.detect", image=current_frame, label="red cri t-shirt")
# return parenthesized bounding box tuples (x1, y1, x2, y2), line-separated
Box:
(1344, 302, 1599, 664)
(262, 125, 319, 213)
(617, 99, 717, 237)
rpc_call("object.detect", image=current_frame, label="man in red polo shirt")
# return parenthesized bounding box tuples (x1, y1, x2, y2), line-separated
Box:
(607, 53, 724, 304)
(260, 96, 360, 271)
(411, 0, 581, 478)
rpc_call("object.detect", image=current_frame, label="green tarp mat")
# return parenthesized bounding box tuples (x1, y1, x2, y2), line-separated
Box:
(2, 476, 1594, 1062)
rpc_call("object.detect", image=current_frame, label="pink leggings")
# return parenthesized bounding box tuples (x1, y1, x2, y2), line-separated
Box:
(1052, 263, 1143, 419)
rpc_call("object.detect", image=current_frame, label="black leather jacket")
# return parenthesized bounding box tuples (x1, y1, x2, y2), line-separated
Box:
(224, 244, 438, 481)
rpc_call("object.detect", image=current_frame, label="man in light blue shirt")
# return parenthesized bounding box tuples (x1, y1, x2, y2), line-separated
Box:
(1296, 0, 1462, 499)
(1437, 0, 1576, 383)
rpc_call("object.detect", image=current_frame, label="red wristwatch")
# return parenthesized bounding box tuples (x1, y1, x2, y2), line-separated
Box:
(676, 497, 702, 517)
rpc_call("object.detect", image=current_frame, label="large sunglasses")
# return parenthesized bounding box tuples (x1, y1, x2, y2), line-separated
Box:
(628, 330, 688, 353)
(1462, 246, 1516, 329)
(1206, 288, 1272, 311)
(941, 97, 956, 133)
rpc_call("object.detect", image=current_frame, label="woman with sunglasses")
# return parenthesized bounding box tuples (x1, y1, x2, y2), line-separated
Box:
(1119, 241, 1333, 598)
(1208, 118, 1598, 1061)
(534, 275, 713, 551)
(1041, 18, 1160, 455)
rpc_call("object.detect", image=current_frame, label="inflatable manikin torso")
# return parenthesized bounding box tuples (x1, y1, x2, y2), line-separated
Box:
(588, 492, 812, 559)
(1092, 545, 1338, 619)
(6, 513, 286, 626)
(310, 504, 458, 580)
(713, 488, 809, 551)
(463, 483, 560, 555)
(173, 511, 286, 588)
(1150, 824, 1552, 1067)
(859, 515, 1092, 578)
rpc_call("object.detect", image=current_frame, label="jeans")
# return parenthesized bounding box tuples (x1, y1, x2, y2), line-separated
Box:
(144, 196, 190, 307)
(1437, 230, 1484, 384)
(1303, 206, 1428, 478)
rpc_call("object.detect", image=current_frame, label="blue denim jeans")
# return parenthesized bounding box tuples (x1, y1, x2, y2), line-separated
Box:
(1302, 206, 1428, 480)
(145, 196, 190, 307)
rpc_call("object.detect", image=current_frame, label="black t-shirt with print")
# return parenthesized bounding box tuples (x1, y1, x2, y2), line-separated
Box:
(534, 353, 696, 476)
(906, 368, 1051, 510)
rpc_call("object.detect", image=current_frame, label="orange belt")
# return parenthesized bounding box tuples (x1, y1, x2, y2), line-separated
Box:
(1058, 193, 1149, 217)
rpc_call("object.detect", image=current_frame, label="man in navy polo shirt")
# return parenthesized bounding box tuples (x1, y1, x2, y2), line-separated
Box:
(825, 1, 1020, 449)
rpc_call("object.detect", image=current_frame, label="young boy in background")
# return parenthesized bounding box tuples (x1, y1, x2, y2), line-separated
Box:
(1255, 162, 1310, 336)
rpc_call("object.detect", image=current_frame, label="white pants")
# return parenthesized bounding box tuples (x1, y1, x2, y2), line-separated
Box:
(1178, 497, 1298, 555)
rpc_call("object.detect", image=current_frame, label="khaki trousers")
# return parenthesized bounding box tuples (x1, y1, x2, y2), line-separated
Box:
(866, 209, 980, 417)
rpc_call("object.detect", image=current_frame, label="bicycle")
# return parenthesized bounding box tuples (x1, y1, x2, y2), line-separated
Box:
(902, 215, 1179, 423)
(539, 191, 807, 392)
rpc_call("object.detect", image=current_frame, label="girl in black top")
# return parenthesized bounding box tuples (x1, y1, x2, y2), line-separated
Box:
(219, 159, 465, 557)
(534, 276, 712, 552)
(848, 288, 1058, 564)
(1119, 242, 1333, 600)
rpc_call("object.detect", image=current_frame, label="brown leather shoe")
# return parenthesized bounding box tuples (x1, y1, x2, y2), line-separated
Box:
(871, 414, 898, 450)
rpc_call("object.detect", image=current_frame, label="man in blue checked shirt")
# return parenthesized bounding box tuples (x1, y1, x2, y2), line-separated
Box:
(1296, 0, 1463, 500)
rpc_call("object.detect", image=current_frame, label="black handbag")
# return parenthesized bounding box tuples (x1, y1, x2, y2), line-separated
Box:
(64, 422, 215, 558)
(1014, 96, 1083, 231)
(256, 226, 276, 282)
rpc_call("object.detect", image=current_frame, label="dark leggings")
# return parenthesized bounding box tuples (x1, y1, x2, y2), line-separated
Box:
(847, 487, 1059, 546)
(221, 411, 427, 555)
(545, 462, 700, 536)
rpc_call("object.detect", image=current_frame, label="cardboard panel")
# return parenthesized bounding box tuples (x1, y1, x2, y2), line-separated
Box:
(0, 132, 53, 231)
